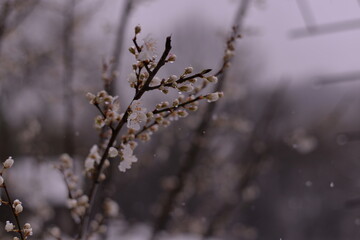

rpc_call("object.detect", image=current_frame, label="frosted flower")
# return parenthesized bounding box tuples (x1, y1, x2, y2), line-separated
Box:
(3, 156, 14, 168)
(127, 100, 147, 131)
(118, 143, 138, 172)
(0, 175, 3, 186)
(103, 198, 119, 217)
(5, 221, 14, 232)
(108, 147, 118, 158)
(23, 223, 33, 236)
(137, 36, 157, 61)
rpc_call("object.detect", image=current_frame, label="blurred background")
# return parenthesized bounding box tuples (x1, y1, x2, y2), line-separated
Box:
(1, 0, 360, 239)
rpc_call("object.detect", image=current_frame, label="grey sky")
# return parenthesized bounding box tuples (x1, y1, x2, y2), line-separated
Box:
(97, 0, 360, 85)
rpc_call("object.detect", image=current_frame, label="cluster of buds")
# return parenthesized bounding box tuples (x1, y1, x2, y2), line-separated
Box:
(86, 90, 122, 129)
(1, 157, 33, 239)
(87, 198, 120, 238)
(67, 194, 89, 223)
(5, 221, 33, 238)
(55, 154, 80, 194)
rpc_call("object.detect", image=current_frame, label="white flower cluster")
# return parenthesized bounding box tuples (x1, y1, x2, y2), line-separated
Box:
(118, 143, 138, 172)
(67, 194, 89, 223)
(127, 100, 147, 131)
(84, 145, 101, 172)
(1, 157, 33, 239)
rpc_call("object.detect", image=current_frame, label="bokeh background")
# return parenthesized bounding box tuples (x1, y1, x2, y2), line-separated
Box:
(1, 0, 360, 239)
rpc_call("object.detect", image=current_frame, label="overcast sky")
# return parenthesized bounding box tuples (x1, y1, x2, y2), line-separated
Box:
(96, 0, 360, 85)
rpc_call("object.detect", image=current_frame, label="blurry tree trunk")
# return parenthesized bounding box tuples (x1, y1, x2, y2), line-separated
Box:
(106, 0, 133, 95)
(203, 85, 286, 238)
(62, 0, 76, 156)
(150, 0, 251, 238)
(0, 1, 11, 160)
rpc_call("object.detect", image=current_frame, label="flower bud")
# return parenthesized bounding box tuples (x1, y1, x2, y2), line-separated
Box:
(167, 54, 176, 62)
(3, 157, 14, 169)
(5, 221, 14, 232)
(129, 46, 136, 55)
(206, 76, 218, 83)
(15, 204, 23, 214)
(178, 84, 194, 93)
(108, 147, 118, 158)
(135, 25, 141, 34)
(85, 92, 96, 104)
(184, 67, 193, 74)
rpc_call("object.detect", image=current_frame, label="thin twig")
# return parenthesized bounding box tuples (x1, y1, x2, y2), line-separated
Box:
(3, 182, 25, 240)
(78, 36, 172, 240)
(106, 0, 133, 95)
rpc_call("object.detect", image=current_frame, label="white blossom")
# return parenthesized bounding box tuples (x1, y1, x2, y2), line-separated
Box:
(0, 175, 3, 186)
(5, 221, 14, 232)
(137, 36, 157, 61)
(127, 100, 147, 131)
(3, 156, 14, 168)
(108, 147, 118, 158)
(23, 223, 33, 236)
(118, 143, 138, 172)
